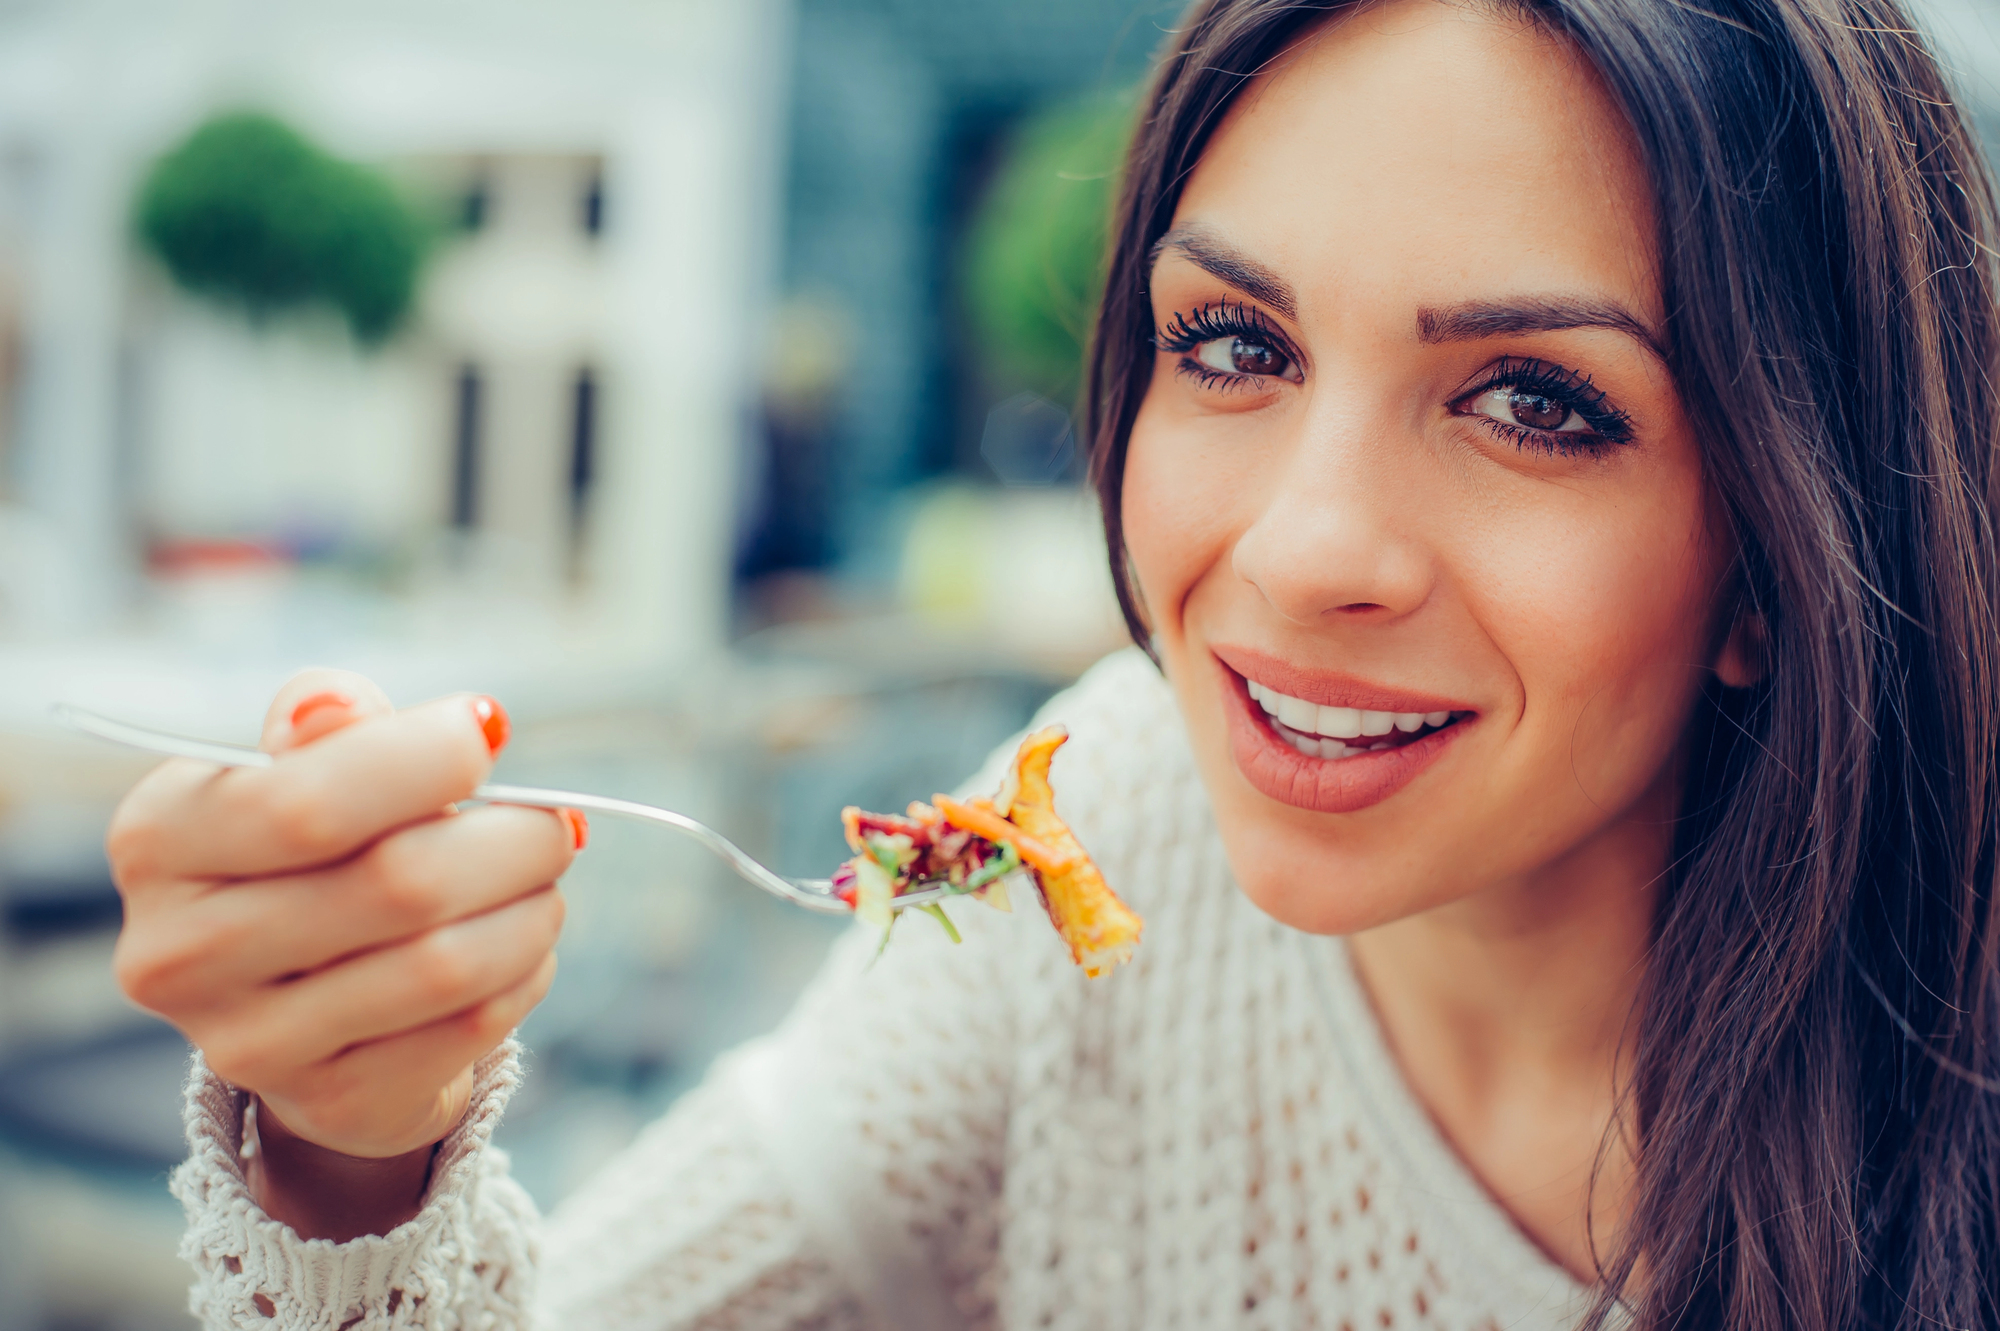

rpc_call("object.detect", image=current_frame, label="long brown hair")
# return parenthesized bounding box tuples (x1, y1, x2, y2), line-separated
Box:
(1086, 0, 2000, 1325)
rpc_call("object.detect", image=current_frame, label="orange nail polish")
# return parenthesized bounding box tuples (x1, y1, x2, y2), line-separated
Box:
(290, 691, 355, 730)
(471, 696, 511, 754)
(560, 808, 589, 851)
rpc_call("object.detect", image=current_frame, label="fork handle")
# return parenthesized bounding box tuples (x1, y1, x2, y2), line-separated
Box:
(50, 703, 940, 916)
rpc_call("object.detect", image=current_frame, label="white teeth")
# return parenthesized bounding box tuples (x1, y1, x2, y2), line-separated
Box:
(1316, 705, 1362, 739)
(1268, 717, 1381, 762)
(1251, 677, 1461, 750)
(1277, 694, 1319, 731)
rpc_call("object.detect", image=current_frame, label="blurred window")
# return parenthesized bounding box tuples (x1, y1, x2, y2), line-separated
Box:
(461, 173, 491, 233)
(581, 170, 605, 238)
(570, 366, 597, 542)
(452, 364, 483, 529)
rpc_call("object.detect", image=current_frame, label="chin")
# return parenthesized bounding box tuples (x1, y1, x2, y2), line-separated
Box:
(1203, 797, 1449, 937)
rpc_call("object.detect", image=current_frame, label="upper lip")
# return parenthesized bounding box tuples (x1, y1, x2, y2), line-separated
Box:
(1212, 644, 1477, 716)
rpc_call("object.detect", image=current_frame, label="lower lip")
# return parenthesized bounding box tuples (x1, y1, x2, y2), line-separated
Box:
(1219, 666, 1468, 814)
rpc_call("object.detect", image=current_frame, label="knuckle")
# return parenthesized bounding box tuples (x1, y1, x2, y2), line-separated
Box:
(537, 888, 567, 939)
(201, 1029, 276, 1090)
(105, 790, 176, 888)
(103, 816, 157, 886)
(110, 939, 167, 1011)
(409, 932, 478, 1005)
(259, 775, 349, 862)
(111, 937, 168, 1008)
(466, 997, 516, 1045)
(362, 836, 448, 927)
(113, 929, 203, 1010)
(203, 907, 262, 960)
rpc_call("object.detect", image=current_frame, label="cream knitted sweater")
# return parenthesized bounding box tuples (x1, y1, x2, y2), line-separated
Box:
(169, 648, 1598, 1331)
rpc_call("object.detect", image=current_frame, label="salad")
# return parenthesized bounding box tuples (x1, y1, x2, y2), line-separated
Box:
(831, 725, 1143, 976)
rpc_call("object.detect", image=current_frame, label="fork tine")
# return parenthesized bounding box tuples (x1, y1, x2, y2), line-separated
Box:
(473, 783, 952, 914)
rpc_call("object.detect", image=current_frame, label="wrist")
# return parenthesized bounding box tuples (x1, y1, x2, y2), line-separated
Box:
(245, 1097, 439, 1243)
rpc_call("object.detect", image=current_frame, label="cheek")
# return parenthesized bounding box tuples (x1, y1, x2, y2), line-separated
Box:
(1471, 477, 1721, 808)
(1121, 399, 1251, 637)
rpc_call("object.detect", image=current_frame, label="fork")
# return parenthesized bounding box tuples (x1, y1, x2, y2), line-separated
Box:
(53, 704, 954, 917)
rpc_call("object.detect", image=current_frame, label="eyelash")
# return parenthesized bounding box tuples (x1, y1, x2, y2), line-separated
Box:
(1153, 305, 1634, 455)
(1456, 356, 1636, 454)
(1154, 302, 1298, 392)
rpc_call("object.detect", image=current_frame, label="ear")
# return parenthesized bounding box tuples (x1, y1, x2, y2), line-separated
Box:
(1713, 604, 1768, 689)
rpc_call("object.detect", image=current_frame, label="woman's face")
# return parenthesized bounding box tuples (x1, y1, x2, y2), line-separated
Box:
(1125, 0, 1741, 934)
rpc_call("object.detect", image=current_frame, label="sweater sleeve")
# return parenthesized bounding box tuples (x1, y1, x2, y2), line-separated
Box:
(171, 1039, 543, 1329)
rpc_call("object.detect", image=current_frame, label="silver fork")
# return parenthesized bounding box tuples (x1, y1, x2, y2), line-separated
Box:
(53, 704, 955, 917)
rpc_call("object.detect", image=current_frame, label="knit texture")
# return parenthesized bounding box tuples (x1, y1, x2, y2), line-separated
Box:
(172, 648, 1599, 1330)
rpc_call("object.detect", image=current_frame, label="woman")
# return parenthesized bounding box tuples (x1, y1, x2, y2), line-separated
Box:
(108, 0, 2000, 1326)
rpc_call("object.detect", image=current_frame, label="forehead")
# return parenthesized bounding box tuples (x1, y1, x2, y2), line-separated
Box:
(1173, 0, 1659, 324)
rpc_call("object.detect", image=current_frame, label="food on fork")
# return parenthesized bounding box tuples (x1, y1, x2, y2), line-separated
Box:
(831, 725, 1143, 976)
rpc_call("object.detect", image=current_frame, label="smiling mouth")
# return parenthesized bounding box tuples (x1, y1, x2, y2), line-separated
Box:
(1245, 678, 1469, 761)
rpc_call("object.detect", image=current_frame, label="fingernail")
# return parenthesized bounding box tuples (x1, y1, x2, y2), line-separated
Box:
(471, 696, 511, 754)
(290, 691, 356, 730)
(560, 808, 589, 851)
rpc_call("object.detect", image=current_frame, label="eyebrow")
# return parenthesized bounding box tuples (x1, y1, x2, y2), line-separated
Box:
(1151, 226, 1298, 320)
(1416, 297, 1662, 356)
(1152, 227, 1664, 358)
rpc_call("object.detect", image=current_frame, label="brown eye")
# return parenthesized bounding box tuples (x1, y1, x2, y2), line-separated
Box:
(1508, 391, 1570, 430)
(1193, 335, 1300, 382)
(1231, 339, 1285, 375)
(1463, 385, 1586, 433)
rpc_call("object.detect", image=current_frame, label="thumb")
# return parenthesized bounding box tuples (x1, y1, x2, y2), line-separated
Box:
(424, 1064, 478, 1148)
(259, 668, 396, 756)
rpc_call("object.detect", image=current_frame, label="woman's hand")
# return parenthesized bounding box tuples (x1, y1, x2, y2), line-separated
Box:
(106, 669, 579, 1235)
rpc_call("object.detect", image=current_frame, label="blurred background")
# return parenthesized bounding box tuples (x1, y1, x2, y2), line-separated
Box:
(0, 0, 1998, 1325)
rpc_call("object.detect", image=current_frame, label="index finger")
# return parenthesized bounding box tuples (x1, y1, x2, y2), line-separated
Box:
(151, 692, 508, 881)
(259, 667, 395, 754)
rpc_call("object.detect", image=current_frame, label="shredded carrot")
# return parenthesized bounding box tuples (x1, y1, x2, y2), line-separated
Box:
(931, 794, 1077, 874)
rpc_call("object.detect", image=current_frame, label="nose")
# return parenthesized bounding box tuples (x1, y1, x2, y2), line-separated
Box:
(1230, 394, 1436, 625)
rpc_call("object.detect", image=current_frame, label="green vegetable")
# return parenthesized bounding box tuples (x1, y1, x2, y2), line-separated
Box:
(870, 912, 899, 965)
(919, 903, 962, 944)
(867, 833, 918, 875)
(959, 842, 1022, 893)
(851, 855, 897, 929)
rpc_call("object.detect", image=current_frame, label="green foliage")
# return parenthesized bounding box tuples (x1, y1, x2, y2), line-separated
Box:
(135, 111, 430, 343)
(961, 92, 1135, 402)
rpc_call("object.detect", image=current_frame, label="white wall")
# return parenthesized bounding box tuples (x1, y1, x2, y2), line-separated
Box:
(139, 304, 446, 546)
